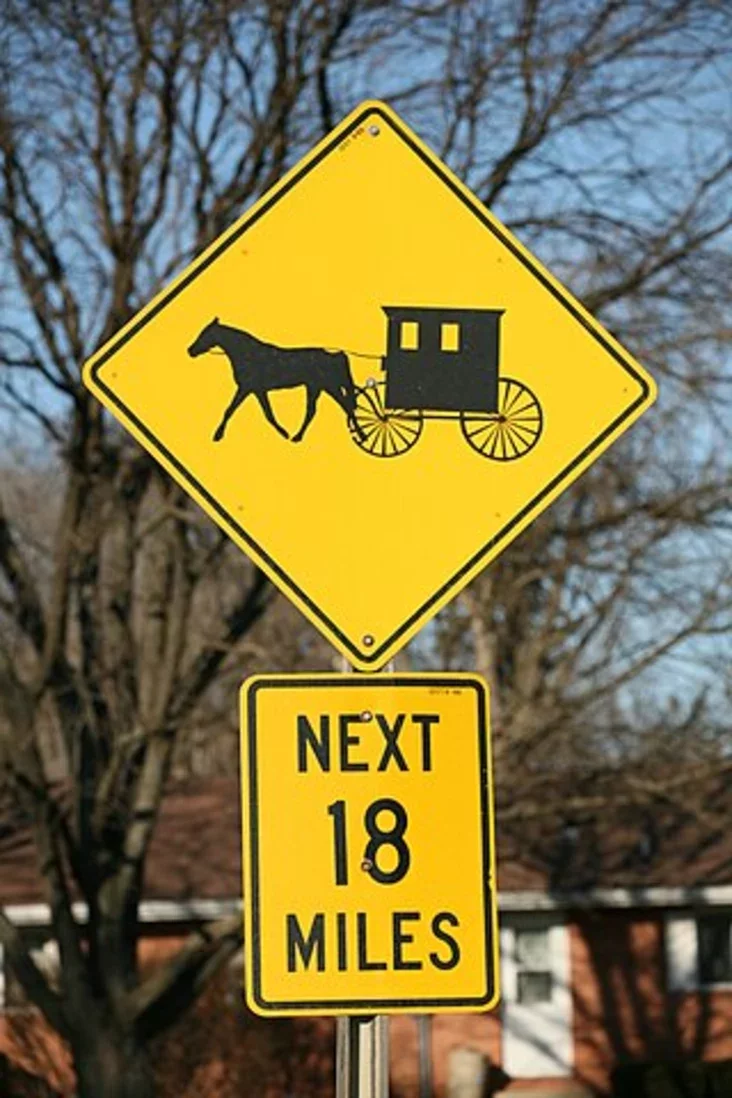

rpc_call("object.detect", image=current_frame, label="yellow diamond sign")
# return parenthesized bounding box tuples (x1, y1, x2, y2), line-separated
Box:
(84, 101, 656, 670)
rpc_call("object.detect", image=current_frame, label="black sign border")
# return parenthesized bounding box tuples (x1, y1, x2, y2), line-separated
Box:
(89, 104, 651, 668)
(244, 674, 496, 1014)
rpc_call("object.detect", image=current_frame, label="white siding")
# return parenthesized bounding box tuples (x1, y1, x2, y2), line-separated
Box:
(501, 914, 573, 1078)
(665, 913, 698, 991)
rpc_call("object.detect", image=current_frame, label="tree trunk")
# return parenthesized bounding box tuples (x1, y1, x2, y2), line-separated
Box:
(73, 1028, 155, 1098)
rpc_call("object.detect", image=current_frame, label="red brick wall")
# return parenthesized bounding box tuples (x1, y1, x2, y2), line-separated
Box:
(0, 928, 335, 1098)
(572, 911, 732, 1095)
(5, 913, 732, 1098)
(389, 912, 732, 1097)
(672, 991, 732, 1061)
(389, 1013, 501, 1098)
(571, 911, 669, 1093)
(0, 1018, 73, 1096)
(0, 931, 191, 1096)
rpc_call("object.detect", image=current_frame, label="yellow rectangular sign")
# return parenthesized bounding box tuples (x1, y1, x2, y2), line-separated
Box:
(240, 674, 498, 1015)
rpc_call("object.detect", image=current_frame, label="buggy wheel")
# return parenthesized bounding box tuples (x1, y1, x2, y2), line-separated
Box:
(460, 377, 542, 461)
(351, 381, 423, 458)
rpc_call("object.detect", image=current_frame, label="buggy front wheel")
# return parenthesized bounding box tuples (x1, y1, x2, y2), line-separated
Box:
(351, 381, 424, 458)
(460, 378, 542, 461)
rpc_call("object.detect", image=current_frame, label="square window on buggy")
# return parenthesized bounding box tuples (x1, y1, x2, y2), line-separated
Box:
(400, 321, 419, 350)
(441, 323, 460, 352)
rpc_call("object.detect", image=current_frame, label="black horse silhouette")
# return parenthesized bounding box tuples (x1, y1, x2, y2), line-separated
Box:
(188, 318, 363, 443)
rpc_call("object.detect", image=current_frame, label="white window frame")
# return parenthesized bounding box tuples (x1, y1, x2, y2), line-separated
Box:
(505, 922, 554, 1005)
(500, 913, 573, 1078)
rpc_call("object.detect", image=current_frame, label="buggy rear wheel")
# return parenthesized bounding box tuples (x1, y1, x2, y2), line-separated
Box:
(351, 381, 424, 458)
(460, 377, 542, 461)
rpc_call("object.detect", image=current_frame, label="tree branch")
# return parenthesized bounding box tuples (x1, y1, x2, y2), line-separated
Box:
(0, 910, 69, 1039)
(128, 913, 242, 1040)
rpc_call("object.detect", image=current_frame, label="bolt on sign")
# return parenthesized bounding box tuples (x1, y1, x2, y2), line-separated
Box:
(83, 100, 656, 671)
(240, 674, 497, 1016)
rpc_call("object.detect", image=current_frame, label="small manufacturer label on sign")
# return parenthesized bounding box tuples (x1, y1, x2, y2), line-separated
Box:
(240, 673, 498, 1015)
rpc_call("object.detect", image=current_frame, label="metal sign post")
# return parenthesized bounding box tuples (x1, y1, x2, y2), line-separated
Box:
(417, 1016, 433, 1098)
(335, 656, 390, 1098)
(336, 1017, 389, 1098)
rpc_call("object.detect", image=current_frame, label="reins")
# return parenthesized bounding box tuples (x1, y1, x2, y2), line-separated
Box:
(205, 345, 383, 360)
(327, 348, 382, 360)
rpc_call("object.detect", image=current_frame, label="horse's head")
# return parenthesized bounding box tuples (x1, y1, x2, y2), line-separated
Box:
(188, 317, 222, 357)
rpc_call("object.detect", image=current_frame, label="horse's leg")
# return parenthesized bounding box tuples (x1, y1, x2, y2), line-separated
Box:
(327, 385, 365, 441)
(214, 387, 248, 441)
(257, 391, 289, 439)
(291, 386, 320, 443)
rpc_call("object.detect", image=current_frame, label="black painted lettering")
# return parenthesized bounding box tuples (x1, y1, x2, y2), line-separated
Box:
(337, 912, 348, 972)
(339, 714, 368, 771)
(297, 715, 330, 772)
(412, 714, 439, 771)
(392, 911, 422, 970)
(287, 913, 326, 971)
(357, 912, 387, 970)
(376, 714, 408, 771)
(429, 912, 461, 970)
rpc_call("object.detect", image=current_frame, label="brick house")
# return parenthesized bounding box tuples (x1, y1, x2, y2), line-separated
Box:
(1, 778, 731, 1096)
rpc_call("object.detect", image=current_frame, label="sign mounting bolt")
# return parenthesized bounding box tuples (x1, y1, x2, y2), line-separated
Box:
(361, 858, 373, 872)
(363, 634, 375, 647)
(368, 125, 380, 137)
(361, 710, 373, 722)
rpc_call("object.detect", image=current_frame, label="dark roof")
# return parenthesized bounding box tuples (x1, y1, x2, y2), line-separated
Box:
(382, 306, 504, 320)
(1, 778, 731, 908)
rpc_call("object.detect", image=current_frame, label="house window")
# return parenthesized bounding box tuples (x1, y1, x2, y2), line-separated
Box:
(698, 914, 732, 985)
(515, 926, 552, 1004)
(0, 936, 60, 1012)
(501, 916, 572, 1078)
(440, 322, 460, 352)
(666, 912, 732, 991)
(400, 321, 419, 350)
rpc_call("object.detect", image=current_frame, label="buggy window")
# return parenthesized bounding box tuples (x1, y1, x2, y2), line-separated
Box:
(400, 321, 419, 350)
(441, 323, 460, 352)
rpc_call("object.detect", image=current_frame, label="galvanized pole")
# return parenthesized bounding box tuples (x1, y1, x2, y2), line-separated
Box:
(336, 1017, 389, 1098)
(417, 1016, 433, 1098)
(335, 1016, 351, 1098)
(335, 657, 390, 1098)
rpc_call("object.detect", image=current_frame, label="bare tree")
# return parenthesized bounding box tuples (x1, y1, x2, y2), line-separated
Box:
(402, 0, 732, 832)
(0, 1, 403, 1094)
(0, 1, 731, 1096)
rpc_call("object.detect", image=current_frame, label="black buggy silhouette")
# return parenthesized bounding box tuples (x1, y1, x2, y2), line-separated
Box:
(350, 307, 543, 461)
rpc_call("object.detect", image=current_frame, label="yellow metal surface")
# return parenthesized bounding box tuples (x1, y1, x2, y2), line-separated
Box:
(240, 674, 497, 1015)
(83, 101, 656, 670)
